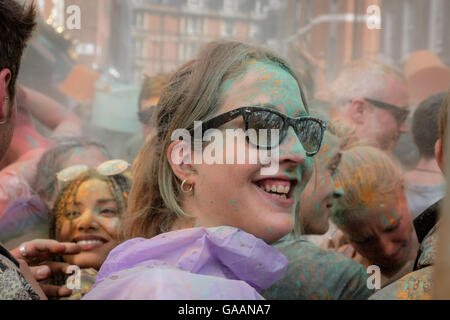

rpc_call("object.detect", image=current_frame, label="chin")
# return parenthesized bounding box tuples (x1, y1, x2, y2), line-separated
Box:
(65, 252, 107, 270)
(257, 212, 294, 244)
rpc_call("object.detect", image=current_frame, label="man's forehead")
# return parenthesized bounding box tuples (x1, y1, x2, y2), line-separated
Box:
(383, 75, 409, 108)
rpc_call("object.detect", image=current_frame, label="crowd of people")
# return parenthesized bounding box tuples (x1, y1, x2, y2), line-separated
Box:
(0, 0, 449, 300)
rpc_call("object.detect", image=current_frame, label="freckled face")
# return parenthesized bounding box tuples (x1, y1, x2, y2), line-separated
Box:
(299, 131, 340, 235)
(339, 190, 413, 269)
(57, 179, 120, 270)
(188, 60, 313, 244)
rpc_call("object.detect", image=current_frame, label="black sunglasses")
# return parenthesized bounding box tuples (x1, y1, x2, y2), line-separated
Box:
(194, 106, 327, 157)
(364, 98, 409, 124)
(137, 105, 155, 125)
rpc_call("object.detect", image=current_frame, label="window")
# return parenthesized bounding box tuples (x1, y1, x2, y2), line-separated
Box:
(135, 39, 143, 58)
(187, 17, 203, 35)
(135, 12, 144, 29)
(223, 0, 237, 13)
(223, 20, 234, 36)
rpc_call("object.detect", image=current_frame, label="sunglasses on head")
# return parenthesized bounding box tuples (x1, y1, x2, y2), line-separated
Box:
(0, 96, 14, 125)
(195, 105, 327, 157)
(364, 98, 409, 124)
(137, 105, 156, 125)
(56, 159, 130, 183)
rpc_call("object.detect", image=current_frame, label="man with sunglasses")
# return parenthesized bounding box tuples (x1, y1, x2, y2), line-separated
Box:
(330, 60, 410, 152)
(126, 73, 170, 161)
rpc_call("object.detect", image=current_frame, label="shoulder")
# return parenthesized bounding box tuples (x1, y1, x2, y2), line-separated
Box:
(264, 237, 372, 300)
(0, 252, 40, 300)
(84, 266, 263, 300)
(369, 266, 433, 300)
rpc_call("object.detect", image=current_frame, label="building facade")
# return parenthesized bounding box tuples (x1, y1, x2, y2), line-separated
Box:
(130, 0, 277, 82)
(283, 0, 449, 84)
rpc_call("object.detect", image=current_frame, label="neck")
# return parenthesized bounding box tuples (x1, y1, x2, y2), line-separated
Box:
(404, 157, 444, 186)
(415, 157, 441, 172)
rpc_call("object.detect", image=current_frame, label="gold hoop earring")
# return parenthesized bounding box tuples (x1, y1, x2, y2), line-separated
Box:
(181, 179, 193, 193)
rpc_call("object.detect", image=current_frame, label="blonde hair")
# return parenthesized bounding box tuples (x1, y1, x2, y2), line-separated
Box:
(121, 41, 308, 240)
(332, 146, 403, 227)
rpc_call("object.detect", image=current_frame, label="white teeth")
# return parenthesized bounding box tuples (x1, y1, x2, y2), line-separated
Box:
(77, 240, 103, 246)
(261, 184, 291, 195)
(280, 194, 287, 199)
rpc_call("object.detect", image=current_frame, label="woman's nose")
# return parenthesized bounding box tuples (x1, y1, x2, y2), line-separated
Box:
(278, 127, 308, 164)
(378, 237, 397, 258)
(333, 180, 344, 198)
(76, 209, 99, 231)
(275, 127, 313, 179)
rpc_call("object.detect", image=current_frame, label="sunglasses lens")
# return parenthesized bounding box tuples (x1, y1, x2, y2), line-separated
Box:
(56, 165, 89, 182)
(246, 110, 284, 148)
(138, 107, 155, 124)
(97, 159, 130, 176)
(295, 119, 323, 155)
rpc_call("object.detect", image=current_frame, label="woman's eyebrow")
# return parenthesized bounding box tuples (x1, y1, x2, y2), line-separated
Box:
(383, 219, 400, 231)
(96, 198, 116, 205)
(250, 103, 308, 117)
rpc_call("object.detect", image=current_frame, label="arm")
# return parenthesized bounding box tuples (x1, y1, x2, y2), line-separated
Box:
(19, 86, 82, 137)
(0, 148, 46, 216)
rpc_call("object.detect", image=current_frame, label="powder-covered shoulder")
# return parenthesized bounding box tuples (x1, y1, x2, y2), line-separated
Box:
(83, 265, 264, 300)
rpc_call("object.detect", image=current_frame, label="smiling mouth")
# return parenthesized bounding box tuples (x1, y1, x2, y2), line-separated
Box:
(72, 235, 108, 251)
(254, 178, 296, 200)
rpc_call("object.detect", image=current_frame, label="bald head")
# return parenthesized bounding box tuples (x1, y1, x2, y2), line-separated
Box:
(330, 60, 409, 152)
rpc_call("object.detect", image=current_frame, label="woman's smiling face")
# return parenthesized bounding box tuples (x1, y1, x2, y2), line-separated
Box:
(184, 60, 313, 243)
(57, 178, 121, 270)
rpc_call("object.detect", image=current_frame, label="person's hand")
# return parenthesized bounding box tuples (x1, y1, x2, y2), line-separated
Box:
(11, 239, 80, 265)
(11, 239, 81, 298)
(28, 261, 77, 297)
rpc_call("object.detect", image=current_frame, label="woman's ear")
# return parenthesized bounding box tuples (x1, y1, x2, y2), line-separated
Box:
(167, 140, 196, 182)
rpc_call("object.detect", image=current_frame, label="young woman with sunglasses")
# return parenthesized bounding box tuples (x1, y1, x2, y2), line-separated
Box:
(84, 41, 326, 300)
(48, 159, 131, 299)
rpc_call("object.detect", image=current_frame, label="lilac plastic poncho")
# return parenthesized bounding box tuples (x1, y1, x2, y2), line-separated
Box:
(83, 226, 288, 300)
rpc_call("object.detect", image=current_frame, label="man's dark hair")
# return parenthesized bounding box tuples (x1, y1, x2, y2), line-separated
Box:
(412, 92, 447, 158)
(0, 0, 36, 99)
(138, 73, 170, 109)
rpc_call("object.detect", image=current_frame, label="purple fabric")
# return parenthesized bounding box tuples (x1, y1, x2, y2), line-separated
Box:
(0, 196, 48, 243)
(84, 226, 288, 300)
